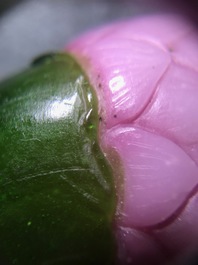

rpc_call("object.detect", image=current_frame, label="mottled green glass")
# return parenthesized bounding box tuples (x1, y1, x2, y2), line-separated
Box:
(0, 53, 116, 265)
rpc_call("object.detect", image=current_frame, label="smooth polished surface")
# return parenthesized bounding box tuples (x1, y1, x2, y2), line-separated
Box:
(0, 53, 116, 265)
(67, 14, 198, 265)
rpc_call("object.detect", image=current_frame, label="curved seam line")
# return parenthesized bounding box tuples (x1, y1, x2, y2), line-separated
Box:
(106, 121, 198, 169)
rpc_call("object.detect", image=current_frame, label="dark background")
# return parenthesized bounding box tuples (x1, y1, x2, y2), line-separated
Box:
(0, 0, 197, 80)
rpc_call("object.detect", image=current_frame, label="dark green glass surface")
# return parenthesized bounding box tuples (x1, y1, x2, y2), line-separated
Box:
(0, 53, 116, 265)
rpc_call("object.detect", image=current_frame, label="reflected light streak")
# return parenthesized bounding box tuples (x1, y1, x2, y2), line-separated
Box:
(35, 93, 78, 121)
(109, 75, 126, 93)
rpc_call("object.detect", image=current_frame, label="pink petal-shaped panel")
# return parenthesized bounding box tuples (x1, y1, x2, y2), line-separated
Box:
(103, 126, 198, 227)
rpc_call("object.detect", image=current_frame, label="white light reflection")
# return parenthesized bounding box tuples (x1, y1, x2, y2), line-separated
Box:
(35, 93, 78, 121)
(109, 75, 126, 93)
(87, 92, 92, 103)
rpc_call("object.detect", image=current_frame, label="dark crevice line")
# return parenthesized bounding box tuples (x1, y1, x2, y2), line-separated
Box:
(116, 225, 175, 263)
(106, 111, 198, 171)
(150, 232, 178, 262)
(135, 123, 198, 169)
(132, 30, 197, 73)
(141, 124, 198, 168)
(126, 23, 193, 53)
(166, 136, 198, 169)
(131, 184, 198, 231)
(132, 62, 171, 124)
(105, 61, 171, 133)
(146, 231, 176, 262)
(106, 86, 198, 168)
